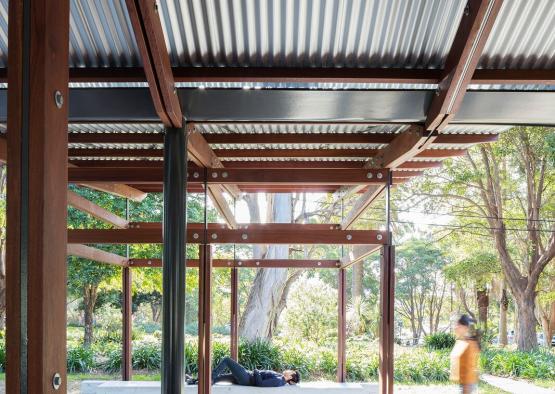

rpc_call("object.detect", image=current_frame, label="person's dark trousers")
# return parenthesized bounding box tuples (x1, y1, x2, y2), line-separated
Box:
(212, 357, 252, 385)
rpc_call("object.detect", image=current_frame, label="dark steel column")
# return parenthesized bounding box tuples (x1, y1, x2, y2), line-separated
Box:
(162, 126, 187, 394)
(122, 267, 132, 380)
(230, 267, 239, 361)
(379, 172, 394, 394)
(198, 244, 213, 394)
(337, 268, 347, 382)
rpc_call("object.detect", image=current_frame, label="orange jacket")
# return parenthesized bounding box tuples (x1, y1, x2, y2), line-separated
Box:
(450, 339, 479, 384)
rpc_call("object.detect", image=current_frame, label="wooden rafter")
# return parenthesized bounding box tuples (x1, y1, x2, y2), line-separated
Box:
(67, 190, 129, 228)
(426, 0, 504, 131)
(340, 245, 383, 269)
(125, 0, 182, 128)
(67, 244, 128, 267)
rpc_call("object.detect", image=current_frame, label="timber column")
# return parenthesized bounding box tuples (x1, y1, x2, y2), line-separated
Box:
(162, 126, 187, 393)
(6, 0, 70, 392)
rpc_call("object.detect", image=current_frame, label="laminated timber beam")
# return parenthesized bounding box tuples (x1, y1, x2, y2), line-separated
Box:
(0, 67, 549, 86)
(67, 190, 129, 228)
(340, 245, 383, 269)
(68, 167, 390, 185)
(128, 258, 341, 269)
(68, 225, 388, 245)
(125, 0, 182, 128)
(66, 131, 500, 145)
(68, 159, 444, 171)
(67, 147, 466, 159)
(426, 0, 504, 131)
(67, 244, 128, 267)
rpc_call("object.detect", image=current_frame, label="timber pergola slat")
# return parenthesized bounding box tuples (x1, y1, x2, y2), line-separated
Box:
(67, 190, 129, 229)
(67, 244, 128, 267)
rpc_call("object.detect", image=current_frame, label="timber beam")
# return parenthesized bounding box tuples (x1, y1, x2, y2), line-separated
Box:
(426, 0, 504, 131)
(0, 67, 549, 85)
(67, 244, 128, 267)
(68, 167, 390, 185)
(125, 0, 182, 128)
(128, 258, 341, 269)
(68, 225, 388, 245)
(340, 244, 384, 269)
(68, 190, 129, 228)
(66, 131, 499, 145)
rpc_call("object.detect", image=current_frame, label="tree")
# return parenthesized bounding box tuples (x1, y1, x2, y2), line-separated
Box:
(443, 250, 500, 331)
(395, 239, 448, 344)
(414, 127, 555, 350)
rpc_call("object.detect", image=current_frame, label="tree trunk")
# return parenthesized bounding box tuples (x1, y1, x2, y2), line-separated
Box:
(151, 302, 161, 323)
(239, 194, 291, 340)
(476, 288, 489, 330)
(515, 294, 537, 351)
(499, 288, 509, 347)
(83, 284, 98, 347)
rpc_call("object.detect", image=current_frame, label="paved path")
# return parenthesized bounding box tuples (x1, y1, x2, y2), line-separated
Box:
(482, 374, 555, 394)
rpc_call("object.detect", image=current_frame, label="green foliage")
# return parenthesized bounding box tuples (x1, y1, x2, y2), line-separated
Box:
(481, 349, 555, 380)
(424, 333, 456, 350)
(443, 251, 500, 288)
(238, 338, 282, 371)
(0, 340, 5, 372)
(283, 276, 337, 344)
(133, 341, 162, 371)
(67, 345, 95, 373)
(394, 349, 450, 383)
(101, 345, 122, 374)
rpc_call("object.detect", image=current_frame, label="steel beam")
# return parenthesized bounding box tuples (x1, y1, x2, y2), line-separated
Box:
(161, 126, 187, 394)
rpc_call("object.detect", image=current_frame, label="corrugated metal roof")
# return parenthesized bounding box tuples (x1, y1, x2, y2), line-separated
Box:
(159, 0, 464, 68)
(68, 123, 163, 133)
(479, 0, 555, 70)
(195, 123, 406, 134)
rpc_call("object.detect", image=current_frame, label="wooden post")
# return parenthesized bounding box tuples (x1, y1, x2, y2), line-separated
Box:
(6, 0, 69, 392)
(337, 268, 347, 382)
(198, 244, 213, 394)
(122, 267, 133, 380)
(230, 267, 239, 361)
(379, 245, 395, 394)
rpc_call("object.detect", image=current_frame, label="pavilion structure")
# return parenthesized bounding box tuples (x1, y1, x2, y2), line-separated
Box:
(1, 0, 554, 393)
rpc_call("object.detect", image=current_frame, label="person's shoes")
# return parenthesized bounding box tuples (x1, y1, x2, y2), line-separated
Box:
(186, 377, 198, 385)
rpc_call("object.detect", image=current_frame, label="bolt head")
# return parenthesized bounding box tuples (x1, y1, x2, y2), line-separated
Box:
(211, 233, 218, 239)
(256, 261, 260, 266)
(238, 261, 243, 266)
(222, 171, 228, 178)
(366, 172, 373, 179)
(377, 234, 383, 241)
(193, 233, 199, 239)
(377, 173, 383, 179)
(193, 172, 199, 178)
(52, 373, 62, 390)
(241, 233, 248, 240)
(346, 234, 353, 241)
(317, 261, 321, 266)
(212, 172, 218, 178)
(54, 91, 63, 109)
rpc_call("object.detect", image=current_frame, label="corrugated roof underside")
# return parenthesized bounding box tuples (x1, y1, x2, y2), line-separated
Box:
(0, 0, 552, 73)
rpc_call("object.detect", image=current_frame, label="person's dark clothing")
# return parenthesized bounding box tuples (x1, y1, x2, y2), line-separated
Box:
(212, 357, 286, 387)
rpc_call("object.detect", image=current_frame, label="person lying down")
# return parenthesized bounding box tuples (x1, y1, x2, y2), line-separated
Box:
(187, 357, 300, 387)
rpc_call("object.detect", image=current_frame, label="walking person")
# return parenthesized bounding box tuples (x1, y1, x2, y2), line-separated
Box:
(450, 315, 481, 394)
(187, 357, 300, 387)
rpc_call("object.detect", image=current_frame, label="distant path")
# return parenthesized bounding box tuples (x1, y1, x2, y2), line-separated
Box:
(482, 374, 555, 394)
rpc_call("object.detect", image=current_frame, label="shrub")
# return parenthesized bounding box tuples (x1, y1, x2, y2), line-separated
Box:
(133, 341, 161, 370)
(481, 348, 555, 380)
(238, 338, 282, 371)
(394, 349, 449, 384)
(67, 345, 95, 373)
(424, 333, 456, 350)
(184, 341, 198, 375)
(100, 346, 122, 373)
